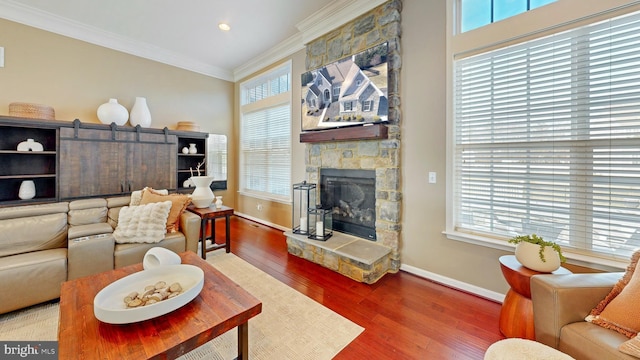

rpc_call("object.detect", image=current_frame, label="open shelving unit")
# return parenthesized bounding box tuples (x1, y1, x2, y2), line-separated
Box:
(0, 121, 58, 204)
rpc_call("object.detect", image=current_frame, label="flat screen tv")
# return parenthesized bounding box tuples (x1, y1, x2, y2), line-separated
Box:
(301, 42, 388, 131)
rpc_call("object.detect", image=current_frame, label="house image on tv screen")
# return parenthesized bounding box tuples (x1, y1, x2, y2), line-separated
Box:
(301, 42, 388, 131)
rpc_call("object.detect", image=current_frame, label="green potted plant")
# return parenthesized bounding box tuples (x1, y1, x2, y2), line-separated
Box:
(509, 234, 566, 272)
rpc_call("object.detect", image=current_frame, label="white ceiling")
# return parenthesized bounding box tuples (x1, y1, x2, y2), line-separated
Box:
(0, 0, 386, 81)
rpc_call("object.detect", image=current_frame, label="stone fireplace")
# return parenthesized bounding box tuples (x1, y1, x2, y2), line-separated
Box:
(320, 168, 376, 240)
(285, 0, 402, 283)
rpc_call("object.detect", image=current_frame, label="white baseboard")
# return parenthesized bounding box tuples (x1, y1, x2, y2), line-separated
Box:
(234, 213, 506, 303)
(400, 263, 505, 303)
(233, 212, 289, 232)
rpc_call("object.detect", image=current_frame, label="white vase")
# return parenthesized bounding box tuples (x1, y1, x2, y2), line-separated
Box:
(189, 143, 198, 154)
(97, 98, 128, 126)
(18, 180, 36, 200)
(190, 176, 215, 208)
(16, 138, 43, 152)
(515, 241, 561, 273)
(129, 97, 152, 128)
(215, 196, 223, 209)
(143, 247, 181, 270)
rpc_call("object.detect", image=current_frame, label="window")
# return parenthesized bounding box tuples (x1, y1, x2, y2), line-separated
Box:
(453, 10, 640, 261)
(240, 62, 292, 201)
(363, 100, 373, 112)
(460, 0, 556, 32)
(343, 101, 354, 112)
(324, 89, 331, 102)
(333, 85, 340, 97)
(207, 134, 227, 182)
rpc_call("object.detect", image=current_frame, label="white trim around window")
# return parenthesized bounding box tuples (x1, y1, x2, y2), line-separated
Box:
(446, 0, 640, 270)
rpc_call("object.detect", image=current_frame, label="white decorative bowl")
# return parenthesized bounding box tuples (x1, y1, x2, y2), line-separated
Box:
(94, 264, 204, 324)
(515, 241, 561, 273)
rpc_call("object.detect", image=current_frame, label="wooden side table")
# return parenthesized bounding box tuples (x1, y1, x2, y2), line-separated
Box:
(186, 205, 234, 258)
(498, 255, 571, 340)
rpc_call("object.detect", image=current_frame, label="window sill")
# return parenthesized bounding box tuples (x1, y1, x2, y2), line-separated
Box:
(444, 230, 628, 272)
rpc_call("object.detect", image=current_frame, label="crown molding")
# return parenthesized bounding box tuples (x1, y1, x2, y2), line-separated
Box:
(233, 0, 388, 81)
(0, 0, 234, 81)
(233, 32, 303, 82)
(296, 0, 389, 45)
(0, 0, 389, 83)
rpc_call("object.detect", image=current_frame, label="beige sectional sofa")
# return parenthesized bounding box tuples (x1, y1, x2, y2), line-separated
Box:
(0, 195, 200, 315)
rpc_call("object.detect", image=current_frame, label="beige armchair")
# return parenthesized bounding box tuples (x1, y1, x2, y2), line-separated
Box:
(530, 272, 635, 360)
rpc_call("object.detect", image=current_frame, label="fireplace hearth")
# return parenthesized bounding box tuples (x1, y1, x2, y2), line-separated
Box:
(320, 168, 376, 240)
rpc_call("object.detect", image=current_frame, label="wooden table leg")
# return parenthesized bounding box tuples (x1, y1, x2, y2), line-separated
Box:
(211, 217, 217, 251)
(238, 322, 248, 360)
(200, 218, 207, 259)
(225, 214, 231, 253)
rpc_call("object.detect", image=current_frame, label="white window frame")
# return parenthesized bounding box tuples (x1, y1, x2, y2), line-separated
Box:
(446, 0, 640, 269)
(343, 101, 355, 112)
(239, 61, 292, 203)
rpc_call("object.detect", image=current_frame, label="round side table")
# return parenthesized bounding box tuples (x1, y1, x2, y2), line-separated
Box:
(498, 255, 571, 340)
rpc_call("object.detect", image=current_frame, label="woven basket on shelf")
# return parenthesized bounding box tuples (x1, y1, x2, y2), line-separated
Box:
(176, 121, 200, 132)
(9, 102, 55, 120)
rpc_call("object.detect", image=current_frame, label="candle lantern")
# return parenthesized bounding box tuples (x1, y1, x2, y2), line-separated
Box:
(292, 181, 316, 235)
(308, 205, 332, 241)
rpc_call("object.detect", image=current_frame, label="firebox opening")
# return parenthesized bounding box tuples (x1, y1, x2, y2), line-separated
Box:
(320, 168, 376, 241)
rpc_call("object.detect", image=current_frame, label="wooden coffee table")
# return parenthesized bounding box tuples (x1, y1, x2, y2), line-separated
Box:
(58, 251, 262, 359)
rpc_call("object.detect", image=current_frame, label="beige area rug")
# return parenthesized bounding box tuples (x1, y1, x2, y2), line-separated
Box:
(0, 252, 364, 359)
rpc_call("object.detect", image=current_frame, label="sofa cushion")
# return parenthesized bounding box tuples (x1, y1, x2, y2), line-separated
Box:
(68, 223, 114, 240)
(106, 196, 131, 229)
(139, 188, 191, 233)
(620, 335, 640, 358)
(559, 322, 634, 360)
(114, 232, 185, 269)
(113, 201, 172, 244)
(587, 250, 640, 338)
(0, 212, 68, 258)
(0, 248, 67, 314)
(68, 198, 108, 226)
(0, 202, 68, 220)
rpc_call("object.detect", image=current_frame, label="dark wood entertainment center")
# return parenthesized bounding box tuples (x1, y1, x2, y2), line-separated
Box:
(0, 116, 208, 206)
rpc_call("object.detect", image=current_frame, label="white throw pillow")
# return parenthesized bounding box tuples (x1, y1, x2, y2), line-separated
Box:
(113, 201, 172, 244)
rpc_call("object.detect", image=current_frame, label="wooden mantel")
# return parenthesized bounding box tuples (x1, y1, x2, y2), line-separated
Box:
(299, 123, 388, 143)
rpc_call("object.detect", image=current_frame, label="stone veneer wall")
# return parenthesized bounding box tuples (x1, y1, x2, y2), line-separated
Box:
(303, 0, 402, 273)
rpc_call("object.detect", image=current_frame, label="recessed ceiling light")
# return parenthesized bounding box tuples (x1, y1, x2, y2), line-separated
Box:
(218, 23, 231, 31)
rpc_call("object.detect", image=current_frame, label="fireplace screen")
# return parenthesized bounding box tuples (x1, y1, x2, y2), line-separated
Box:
(320, 168, 376, 240)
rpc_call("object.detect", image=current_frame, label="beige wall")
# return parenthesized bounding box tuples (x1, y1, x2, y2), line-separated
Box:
(399, 0, 512, 295)
(1, 1, 620, 298)
(0, 18, 235, 203)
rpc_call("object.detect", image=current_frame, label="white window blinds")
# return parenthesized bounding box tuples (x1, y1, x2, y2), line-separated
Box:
(240, 63, 291, 201)
(453, 10, 640, 261)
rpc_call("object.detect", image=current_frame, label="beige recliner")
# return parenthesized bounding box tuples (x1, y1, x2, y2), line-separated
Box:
(531, 272, 634, 360)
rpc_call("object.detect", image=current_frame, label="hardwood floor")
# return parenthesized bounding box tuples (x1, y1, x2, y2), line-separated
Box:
(217, 215, 505, 359)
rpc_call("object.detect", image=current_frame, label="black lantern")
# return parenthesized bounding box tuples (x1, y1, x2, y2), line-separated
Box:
(292, 181, 316, 235)
(308, 205, 332, 241)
